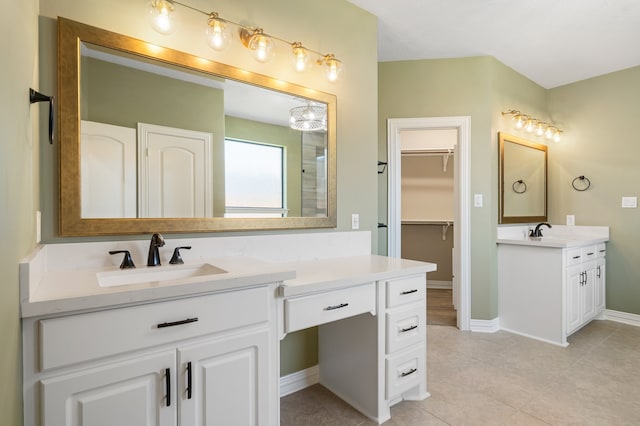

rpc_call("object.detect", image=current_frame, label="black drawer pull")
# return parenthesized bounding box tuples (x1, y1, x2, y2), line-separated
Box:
(165, 368, 171, 407)
(324, 303, 349, 311)
(587, 252, 594, 256)
(572, 255, 581, 259)
(157, 317, 199, 329)
(599, 249, 606, 253)
(400, 367, 417, 377)
(400, 325, 418, 333)
(400, 289, 418, 295)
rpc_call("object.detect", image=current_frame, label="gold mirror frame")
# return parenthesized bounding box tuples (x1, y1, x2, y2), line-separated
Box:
(498, 132, 548, 224)
(58, 18, 336, 236)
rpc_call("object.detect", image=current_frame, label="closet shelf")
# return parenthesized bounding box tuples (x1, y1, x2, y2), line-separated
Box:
(401, 220, 454, 225)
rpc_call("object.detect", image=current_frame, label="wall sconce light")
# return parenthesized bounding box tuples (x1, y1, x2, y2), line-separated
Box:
(205, 12, 232, 51)
(148, 0, 177, 35)
(147, 0, 343, 82)
(502, 109, 563, 142)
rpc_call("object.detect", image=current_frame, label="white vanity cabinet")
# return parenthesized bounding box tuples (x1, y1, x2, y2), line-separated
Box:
(565, 244, 606, 334)
(498, 240, 607, 346)
(23, 284, 278, 426)
(287, 273, 429, 424)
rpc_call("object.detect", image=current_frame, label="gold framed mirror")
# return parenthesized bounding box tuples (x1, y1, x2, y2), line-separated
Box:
(58, 18, 337, 236)
(498, 133, 547, 224)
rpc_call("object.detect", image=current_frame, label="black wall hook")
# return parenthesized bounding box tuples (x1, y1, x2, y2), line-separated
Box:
(29, 88, 54, 144)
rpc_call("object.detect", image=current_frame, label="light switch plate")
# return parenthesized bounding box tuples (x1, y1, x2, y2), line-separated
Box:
(622, 196, 637, 208)
(474, 194, 483, 207)
(351, 213, 360, 230)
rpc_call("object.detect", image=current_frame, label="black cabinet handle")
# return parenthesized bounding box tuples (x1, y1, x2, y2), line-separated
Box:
(400, 368, 417, 377)
(573, 255, 581, 259)
(165, 368, 171, 407)
(587, 252, 594, 256)
(400, 325, 418, 333)
(597, 266, 601, 278)
(400, 289, 418, 295)
(186, 361, 193, 399)
(324, 303, 349, 311)
(157, 317, 199, 329)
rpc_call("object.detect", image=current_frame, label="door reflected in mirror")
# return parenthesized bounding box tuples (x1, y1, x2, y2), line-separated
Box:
(498, 133, 547, 224)
(58, 18, 336, 235)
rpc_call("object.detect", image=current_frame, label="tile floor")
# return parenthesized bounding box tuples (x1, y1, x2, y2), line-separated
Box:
(280, 320, 640, 425)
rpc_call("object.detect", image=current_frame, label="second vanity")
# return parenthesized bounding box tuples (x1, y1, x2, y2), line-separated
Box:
(20, 231, 436, 425)
(497, 225, 609, 346)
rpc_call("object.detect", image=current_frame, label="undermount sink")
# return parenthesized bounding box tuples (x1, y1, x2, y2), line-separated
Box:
(97, 263, 227, 288)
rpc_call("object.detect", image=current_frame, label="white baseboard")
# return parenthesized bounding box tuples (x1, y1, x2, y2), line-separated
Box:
(427, 280, 452, 289)
(604, 309, 640, 327)
(470, 317, 500, 333)
(279, 365, 319, 397)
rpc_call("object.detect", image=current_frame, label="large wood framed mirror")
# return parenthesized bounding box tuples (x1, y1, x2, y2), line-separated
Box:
(58, 18, 336, 236)
(498, 132, 547, 224)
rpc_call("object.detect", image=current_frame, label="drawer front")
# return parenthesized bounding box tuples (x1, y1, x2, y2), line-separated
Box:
(581, 245, 597, 261)
(566, 247, 583, 266)
(386, 345, 425, 399)
(386, 306, 425, 353)
(386, 275, 426, 308)
(284, 283, 375, 333)
(39, 285, 270, 371)
(596, 243, 607, 258)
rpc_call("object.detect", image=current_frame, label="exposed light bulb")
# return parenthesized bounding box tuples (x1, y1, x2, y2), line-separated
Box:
(553, 130, 561, 143)
(535, 122, 545, 136)
(321, 54, 342, 82)
(515, 115, 524, 129)
(148, 0, 176, 35)
(291, 42, 310, 72)
(205, 13, 232, 51)
(247, 29, 275, 63)
(525, 119, 534, 133)
(545, 127, 554, 139)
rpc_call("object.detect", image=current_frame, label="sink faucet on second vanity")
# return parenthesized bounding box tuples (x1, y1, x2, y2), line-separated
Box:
(147, 233, 165, 266)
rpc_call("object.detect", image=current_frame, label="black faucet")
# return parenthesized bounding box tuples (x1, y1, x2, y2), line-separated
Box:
(530, 222, 552, 238)
(147, 233, 166, 266)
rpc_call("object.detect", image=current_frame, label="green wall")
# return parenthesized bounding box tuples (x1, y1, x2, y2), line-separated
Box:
(225, 116, 303, 217)
(0, 1, 39, 425)
(547, 66, 640, 315)
(378, 57, 548, 320)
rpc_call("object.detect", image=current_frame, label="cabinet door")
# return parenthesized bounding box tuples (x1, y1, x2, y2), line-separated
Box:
(41, 351, 176, 426)
(178, 328, 270, 426)
(595, 258, 606, 313)
(582, 263, 597, 321)
(566, 266, 582, 334)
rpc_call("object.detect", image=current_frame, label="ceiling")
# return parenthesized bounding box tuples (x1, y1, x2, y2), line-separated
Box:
(347, 0, 640, 88)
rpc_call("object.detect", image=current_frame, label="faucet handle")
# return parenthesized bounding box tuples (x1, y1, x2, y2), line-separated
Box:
(169, 246, 192, 265)
(109, 250, 136, 269)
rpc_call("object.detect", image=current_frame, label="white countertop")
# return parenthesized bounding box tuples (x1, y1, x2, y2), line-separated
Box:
(277, 255, 437, 297)
(21, 245, 437, 318)
(496, 225, 609, 248)
(21, 254, 296, 318)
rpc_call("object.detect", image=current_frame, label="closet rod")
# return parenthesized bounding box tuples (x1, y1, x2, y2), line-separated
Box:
(401, 149, 454, 156)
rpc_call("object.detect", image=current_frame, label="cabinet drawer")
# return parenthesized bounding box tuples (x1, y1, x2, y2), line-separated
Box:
(386, 306, 425, 353)
(566, 247, 583, 266)
(284, 283, 375, 333)
(39, 286, 270, 371)
(581, 245, 597, 261)
(386, 275, 426, 308)
(596, 243, 606, 258)
(386, 345, 425, 399)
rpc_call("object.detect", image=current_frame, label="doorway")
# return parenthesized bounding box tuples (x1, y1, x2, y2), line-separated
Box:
(387, 117, 471, 331)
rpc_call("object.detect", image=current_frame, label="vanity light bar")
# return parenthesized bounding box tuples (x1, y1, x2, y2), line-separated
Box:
(147, 0, 343, 82)
(501, 109, 563, 142)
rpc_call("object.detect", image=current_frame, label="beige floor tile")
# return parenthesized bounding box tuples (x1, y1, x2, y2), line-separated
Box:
(281, 320, 640, 425)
